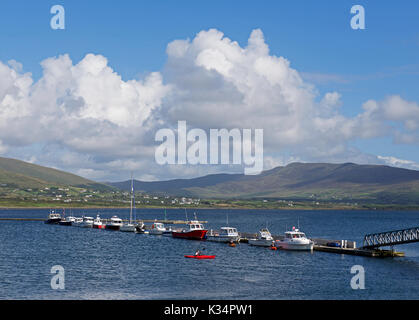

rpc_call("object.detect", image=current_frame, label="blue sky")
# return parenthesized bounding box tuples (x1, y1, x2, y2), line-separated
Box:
(1, 1, 419, 180)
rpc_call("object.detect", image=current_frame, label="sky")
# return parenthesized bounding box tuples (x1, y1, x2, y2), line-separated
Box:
(0, 0, 419, 181)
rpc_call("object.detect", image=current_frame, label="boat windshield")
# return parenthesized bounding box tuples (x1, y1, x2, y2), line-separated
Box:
(287, 232, 307, 238)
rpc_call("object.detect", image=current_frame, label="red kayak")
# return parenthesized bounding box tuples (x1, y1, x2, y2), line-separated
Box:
(184, 255, 216, 259)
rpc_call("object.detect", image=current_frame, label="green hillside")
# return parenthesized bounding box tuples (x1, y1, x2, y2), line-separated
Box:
(0, 157, 95, 187)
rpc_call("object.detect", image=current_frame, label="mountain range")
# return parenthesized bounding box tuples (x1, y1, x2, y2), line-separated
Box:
(1, 156, 419, 204)
(109, 162, 419, 204)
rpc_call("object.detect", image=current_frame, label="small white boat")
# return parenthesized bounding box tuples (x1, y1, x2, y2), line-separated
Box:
(80, 216, 94, 228)
(72, 217, 83, 227)
(248, 228, 275, 247)
(149, 222, 171, 235)
(207, 227, 240, 243)
(275, 227, 314, 251)
(106, 215, 123, 231)
(120, 222, 136, 232)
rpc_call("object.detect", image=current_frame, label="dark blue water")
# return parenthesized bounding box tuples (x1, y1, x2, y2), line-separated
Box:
(0, 208, 418, 299)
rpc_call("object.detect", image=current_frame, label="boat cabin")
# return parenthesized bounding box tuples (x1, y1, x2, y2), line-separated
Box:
(220, 227, 238, 236)
(110, 216, 123, 224)
(48, 213, 61, 219)
(152, 222, 165, 230)
(258, 228, 273, 240)
(285, 229, 307, 239)
(187, 220, 204, 230)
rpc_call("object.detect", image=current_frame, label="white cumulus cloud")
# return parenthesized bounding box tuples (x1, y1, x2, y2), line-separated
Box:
(1, 29, 419, 181)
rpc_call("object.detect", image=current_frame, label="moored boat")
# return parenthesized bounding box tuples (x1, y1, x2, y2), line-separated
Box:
(172, 220, 207, 240)
(149, 221, 171, 235)
(106, 215, 123, 231)
(274, 227, 314, 251)
(207, 227, 240, 243)
(135, 221, 147, 234)
(248, 228, 275, 247)
(80, 216, 94, 228)
(120, 222, 136, 232)
(72, 217, 83, 227)
(44, 210, 61, 224)
(58, 216, 75, 226)
(93, 214, 105, 229)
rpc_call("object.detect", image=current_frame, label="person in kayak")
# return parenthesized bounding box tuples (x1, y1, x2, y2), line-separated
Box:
(194, 249, 202, 256)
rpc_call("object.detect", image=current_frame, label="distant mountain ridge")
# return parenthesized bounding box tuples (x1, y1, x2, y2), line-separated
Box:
(109, 162, 419, 203)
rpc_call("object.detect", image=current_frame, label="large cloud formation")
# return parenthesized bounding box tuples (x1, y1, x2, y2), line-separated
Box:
(1, 29, 419, 181)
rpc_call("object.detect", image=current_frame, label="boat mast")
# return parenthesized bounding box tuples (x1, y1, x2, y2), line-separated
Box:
(129, 173, 133, 224)
(133, 177, 136, 222)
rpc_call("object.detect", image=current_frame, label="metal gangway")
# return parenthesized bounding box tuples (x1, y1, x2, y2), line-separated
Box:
(362, 226, 419, 249)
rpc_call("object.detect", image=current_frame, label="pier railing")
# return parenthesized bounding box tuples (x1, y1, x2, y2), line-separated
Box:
(362, 226, 419, 249)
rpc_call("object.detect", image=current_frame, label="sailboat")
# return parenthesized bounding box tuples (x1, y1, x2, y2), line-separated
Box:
(120, 175, 136, 232)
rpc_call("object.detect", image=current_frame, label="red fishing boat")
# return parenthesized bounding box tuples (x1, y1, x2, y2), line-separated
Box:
(172, 220, 207, 240)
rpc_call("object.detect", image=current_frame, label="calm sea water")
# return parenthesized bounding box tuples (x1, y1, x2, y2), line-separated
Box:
(0, 208, 418, 300)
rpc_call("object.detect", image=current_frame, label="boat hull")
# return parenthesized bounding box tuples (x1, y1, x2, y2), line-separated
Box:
(80, 223, 93, 228)
(172, 230, 207, 240)
(149, 229, 164, 235)
(58, 221, 72, 226)
(275, 240, 314, 251)
(105, 225, 121, 231)
(120, 224, 136, 232)
(206, 235, 240, 243)
(184, 255, 215, 259)
(44, 218, 61, 224)
(248, 239, 274, 247)
(93, 224, 105, 229)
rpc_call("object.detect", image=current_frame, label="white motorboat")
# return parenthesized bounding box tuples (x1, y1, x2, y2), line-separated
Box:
(80, 216, 94, 228)
(207, 227, 240, 243)
(120, 222, 136, 232)
(274, 227, 314, 251)
(106, 215, 123, 231)
(248, 228, 275, 247)
(72, 217, 83, 227)
(93, 214, 105, 229)
(149, 222, 171, 235)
